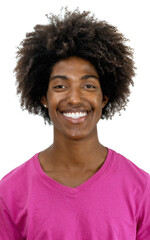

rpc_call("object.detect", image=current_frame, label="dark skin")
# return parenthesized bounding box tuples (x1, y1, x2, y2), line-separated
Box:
(40, 56, 109, 188)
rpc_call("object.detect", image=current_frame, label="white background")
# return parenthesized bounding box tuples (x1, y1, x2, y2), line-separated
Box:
(0, 0, 150, 179)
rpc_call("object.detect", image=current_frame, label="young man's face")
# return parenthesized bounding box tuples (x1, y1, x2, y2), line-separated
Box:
(43, 56, 108, 140)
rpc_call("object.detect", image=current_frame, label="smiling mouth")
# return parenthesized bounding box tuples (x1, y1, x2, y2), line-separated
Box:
(58, 110, 92, 122)
(62, 111, 88, 119)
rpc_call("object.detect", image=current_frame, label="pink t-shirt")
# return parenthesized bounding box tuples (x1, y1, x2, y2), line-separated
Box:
(0, 148, 150, 239)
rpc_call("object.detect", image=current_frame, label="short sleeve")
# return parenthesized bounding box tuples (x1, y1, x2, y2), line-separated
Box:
(136, 174, 150, 239)
(0, 198, 23, 240)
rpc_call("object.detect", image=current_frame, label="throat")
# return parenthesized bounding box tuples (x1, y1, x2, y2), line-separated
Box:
(39, 143, 108, 174)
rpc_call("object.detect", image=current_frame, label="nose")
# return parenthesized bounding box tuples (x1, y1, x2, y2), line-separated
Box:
(67, 86, 83, 105)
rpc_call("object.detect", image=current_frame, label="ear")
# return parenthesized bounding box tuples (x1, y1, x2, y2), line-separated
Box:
(102, 95, 109, 108)
(41, 96, 48, 108)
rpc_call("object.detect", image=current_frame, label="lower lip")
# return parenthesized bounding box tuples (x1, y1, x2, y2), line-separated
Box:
(60, 112, 91, 124)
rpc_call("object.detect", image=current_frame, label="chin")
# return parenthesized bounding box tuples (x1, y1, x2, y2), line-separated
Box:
(68, 135, 86, 141)
(64, 129, 93, 141)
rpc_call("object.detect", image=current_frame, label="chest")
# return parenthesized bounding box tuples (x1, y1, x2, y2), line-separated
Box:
(24, 180, 137, 239)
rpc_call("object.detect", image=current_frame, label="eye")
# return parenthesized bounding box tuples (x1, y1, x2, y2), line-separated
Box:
(85, 84, 96, 89)
(53, 85, 65, 89)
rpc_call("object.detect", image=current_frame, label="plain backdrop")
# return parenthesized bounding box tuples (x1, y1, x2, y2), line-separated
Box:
(0, 0, 150, 179)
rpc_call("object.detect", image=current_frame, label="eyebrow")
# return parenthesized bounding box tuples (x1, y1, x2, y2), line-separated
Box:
(50, 75, 99, 81)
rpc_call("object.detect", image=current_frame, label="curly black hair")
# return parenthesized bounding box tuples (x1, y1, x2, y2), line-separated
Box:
(14, 8, 135, 124)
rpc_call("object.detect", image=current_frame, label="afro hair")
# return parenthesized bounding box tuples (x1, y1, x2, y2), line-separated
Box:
(14, 8, 135, 124)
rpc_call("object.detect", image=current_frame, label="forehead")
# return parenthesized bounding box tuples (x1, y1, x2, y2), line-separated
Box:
(50, 56, 99, 76)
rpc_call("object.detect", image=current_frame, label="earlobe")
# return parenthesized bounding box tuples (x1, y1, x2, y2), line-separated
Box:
(41, 96, 48, 108)
(102, 95, 109, 108)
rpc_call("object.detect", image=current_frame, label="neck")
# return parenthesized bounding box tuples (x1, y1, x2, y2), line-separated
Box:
(48, 127, 107, 171)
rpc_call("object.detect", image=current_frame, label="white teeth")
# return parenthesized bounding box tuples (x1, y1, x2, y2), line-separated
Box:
(63, 112, 87, 119)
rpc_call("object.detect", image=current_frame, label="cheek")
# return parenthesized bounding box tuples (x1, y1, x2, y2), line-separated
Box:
(91, 93, 103, 110)
(47, 90, 61, 108)
(47, 93, 64, 120)
(92, 95, 104, 120)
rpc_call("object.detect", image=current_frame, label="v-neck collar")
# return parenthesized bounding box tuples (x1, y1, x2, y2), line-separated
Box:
(33, 148, 113, 195)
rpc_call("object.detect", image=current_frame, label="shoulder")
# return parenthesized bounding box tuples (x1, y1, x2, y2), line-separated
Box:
(110, 148, 150, 192)
(112, 149, 149, 176)
(0, 153, 38, 197)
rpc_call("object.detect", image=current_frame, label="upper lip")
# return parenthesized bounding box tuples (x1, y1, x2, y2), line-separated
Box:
(59, 109, 92, 113)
